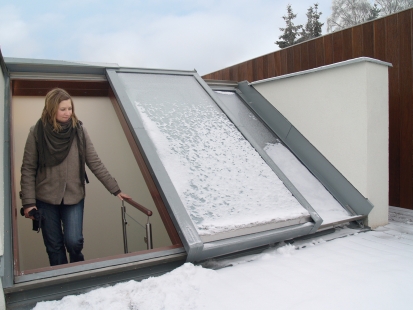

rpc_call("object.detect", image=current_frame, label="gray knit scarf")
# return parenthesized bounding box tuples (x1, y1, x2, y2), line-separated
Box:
(35, 119, 86, 184)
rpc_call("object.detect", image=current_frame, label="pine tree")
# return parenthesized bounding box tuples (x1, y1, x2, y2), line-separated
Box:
(298, 3, 324, 42)
(312, 4, 324, 37)
(275, 5, 302, 48)
(368, 3, 381, 20)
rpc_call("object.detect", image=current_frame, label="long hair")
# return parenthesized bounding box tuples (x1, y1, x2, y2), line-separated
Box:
(41, 88, 78, 131)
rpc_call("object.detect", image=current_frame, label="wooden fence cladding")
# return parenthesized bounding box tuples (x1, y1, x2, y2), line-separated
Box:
(203, 8, 413, 210)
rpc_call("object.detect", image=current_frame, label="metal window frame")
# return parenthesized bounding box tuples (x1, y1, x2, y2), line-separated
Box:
(1, 50, 13, 289)
(107, 68, 322, 262)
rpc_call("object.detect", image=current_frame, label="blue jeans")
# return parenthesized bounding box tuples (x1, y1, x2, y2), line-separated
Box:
(36, 199, 85, 266)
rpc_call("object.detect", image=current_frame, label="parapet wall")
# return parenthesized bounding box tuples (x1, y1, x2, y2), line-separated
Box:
(251, 58, 390, 228)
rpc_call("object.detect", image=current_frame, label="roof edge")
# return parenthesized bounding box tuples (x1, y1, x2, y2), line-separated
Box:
(250, 57, 392, 86)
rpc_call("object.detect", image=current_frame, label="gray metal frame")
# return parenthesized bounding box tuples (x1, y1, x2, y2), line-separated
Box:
(106, 69, 204, 262)
(4, 57, 118, 76)
(236, 81, 374, 216)
(1, 50, 13, 289)
(14, 247, 184, 283)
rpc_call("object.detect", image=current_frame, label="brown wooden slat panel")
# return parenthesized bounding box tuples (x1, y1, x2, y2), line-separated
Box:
(223, 67, 231, 81)
(229, 65, 238, 81)
(265, 53, 276, 79)
(262, 54, 269, 79)
(280, 49, 288, 75)
(342, 28, 353, 60)
(12, 80, 110, 97)
(274, 52, 282, 77)
(301, 43, 310, 71)
(13, 80, 109, 90)
(286, 48, 294, 73)
(362, 22, 375, 58)
(315, 37, 325, 67)
(352, 25, 363, 58)
(307, 40, 316, 69)
(398, 10, 413, 209)
(374, 18, 386, 62)
(253, 57, 264, 81)
(292, 45, 301, 73)
(386, 13, 401, 207)
(238, 61, 248, 81)
(333, 31, 344, 62)
(246, 60, 254, 82)
(324, 35, 334, 65)
(13, 88, 109, 97)
(212, 69, 222, 81)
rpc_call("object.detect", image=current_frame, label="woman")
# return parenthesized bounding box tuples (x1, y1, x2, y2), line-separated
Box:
(20, 88, 130, 266)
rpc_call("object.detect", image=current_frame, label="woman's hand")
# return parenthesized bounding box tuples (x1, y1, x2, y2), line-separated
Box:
(24, 206, 37, 220)
(116, 192, 131, 201)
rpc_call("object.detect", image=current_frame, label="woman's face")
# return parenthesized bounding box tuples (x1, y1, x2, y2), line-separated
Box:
(55, 99, 73, 123)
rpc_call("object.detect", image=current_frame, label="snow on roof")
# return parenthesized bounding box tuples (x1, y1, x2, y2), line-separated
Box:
(33, 207, 413, 310)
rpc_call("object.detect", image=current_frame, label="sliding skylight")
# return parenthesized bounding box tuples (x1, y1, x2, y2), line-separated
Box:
(117, 73, 310, 241)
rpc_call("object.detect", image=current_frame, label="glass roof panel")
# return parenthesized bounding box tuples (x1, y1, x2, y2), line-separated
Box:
(215, 91, 351, 225)
(117, 73, 309, 238)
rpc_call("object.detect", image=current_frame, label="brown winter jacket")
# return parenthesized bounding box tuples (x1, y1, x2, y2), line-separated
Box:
(20, 124, 120, 207)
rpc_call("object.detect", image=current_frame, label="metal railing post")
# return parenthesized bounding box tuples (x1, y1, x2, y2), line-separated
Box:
(145, 216, 153, 250)
(121, 200, 128, 254)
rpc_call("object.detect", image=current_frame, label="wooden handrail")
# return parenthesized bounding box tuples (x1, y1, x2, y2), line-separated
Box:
(123, 198, 153, 216)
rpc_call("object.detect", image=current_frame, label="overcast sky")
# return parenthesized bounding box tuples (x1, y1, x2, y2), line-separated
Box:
(0, 0, 333, 76)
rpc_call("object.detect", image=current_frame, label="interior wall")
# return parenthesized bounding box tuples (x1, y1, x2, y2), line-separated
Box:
(13, 95, 172, 271)
(253, 60, 389, 228)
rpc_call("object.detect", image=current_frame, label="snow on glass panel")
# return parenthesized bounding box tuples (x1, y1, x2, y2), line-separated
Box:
(118, 73, 308, 236)
(215, 91, 351, 225)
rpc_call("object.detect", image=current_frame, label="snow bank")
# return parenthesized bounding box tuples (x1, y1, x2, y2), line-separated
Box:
(34, 263, 216, 310)
(34, 223, 413, 310)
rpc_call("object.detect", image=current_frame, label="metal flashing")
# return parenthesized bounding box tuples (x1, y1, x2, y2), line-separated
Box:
(250, 57, 392, 86)
(4, 57, 117, 76)
(112, 67, 196, 75)
(9, 72, 107, 81)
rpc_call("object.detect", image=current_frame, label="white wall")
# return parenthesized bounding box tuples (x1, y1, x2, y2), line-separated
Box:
(253, 58, 390, 228)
